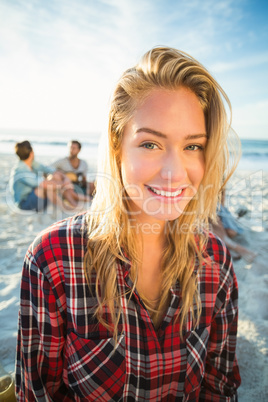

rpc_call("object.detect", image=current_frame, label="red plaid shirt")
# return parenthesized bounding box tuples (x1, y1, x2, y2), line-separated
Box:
(16, 213, 241, 401)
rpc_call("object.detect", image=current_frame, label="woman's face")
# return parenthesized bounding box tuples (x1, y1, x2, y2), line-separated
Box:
(120, 87, 207, 226)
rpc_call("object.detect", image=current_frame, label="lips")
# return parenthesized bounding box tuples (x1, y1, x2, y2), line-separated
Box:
(146, 185, 185, 198)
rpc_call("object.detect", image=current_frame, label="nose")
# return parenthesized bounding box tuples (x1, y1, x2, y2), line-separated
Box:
(160, 151, 188, 183)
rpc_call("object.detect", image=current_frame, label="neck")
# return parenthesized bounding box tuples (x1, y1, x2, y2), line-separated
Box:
(130, 218, 167, 276)
(69, 155, 79, 161)
(23, 158, 32, 168)
(134, 219, 166, 248)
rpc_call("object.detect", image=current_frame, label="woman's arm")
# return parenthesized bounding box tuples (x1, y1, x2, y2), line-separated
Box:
(15, 247, 70, 401)
(199, 249, 241, 401)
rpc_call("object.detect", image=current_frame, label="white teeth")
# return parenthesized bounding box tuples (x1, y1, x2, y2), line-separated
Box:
(149, 187, 183, 197)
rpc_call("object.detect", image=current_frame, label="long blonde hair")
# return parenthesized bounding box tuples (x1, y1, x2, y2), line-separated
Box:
(84, 46, 240, 338)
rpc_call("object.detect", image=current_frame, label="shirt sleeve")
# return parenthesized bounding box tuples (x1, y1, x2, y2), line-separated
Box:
(33, 161, 56, 175)
(15, 246, 71, 401)
(199, 247, 241, 401)
(14, 170, 39, 189)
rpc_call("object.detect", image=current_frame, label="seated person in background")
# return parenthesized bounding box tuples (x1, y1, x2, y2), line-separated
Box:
(9, 141, 89, 211)
(212, 217, 257, 263)
(218, 188, 244, 238)
(212, 189, 257, 263)
(52, 140, 95, 196)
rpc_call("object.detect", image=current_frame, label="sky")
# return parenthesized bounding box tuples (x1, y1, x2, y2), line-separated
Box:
(0, 0, 267, 139)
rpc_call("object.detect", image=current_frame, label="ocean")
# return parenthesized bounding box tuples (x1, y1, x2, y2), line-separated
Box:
(238, 138, 268, 171)
(0, 129, 100, 167)
(0, 129, 267, 171)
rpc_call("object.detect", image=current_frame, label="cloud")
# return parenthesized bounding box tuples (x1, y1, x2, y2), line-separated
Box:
(211, 52, 268, 73)
(232, 100, 268, 138)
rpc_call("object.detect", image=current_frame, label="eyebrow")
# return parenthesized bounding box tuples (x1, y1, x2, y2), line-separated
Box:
(136, 128, 167, 138)
(136, 127, 208, 140)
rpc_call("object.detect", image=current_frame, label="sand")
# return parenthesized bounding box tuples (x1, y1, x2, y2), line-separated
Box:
(0, 153, 267, 400)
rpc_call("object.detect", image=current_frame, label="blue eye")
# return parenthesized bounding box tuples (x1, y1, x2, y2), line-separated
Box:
(185, 144, 203, 151)
(142, 142, 158, 149)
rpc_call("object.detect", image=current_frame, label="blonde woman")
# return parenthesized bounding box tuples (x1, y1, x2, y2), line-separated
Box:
(16, 47, 241, 401)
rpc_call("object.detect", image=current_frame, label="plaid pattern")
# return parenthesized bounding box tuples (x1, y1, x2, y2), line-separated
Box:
(16, 213, 241, 401)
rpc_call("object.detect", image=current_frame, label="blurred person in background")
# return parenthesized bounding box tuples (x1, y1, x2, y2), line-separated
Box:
(52, 140, 95, 197)
(10, 140, 89, 211)
(212, 189, 257, 262)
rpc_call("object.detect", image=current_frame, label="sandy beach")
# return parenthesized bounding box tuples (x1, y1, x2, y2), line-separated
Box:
(0, 153, 267, 400)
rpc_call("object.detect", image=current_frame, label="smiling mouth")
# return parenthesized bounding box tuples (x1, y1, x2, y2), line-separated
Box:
(147, 186, 183, 197)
